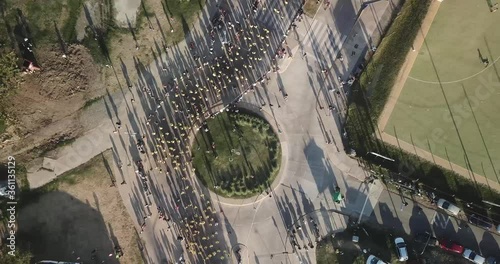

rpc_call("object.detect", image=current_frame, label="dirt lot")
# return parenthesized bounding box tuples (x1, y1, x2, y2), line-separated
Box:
(16, 150, 143, 263)
(8, 44, 99, 132)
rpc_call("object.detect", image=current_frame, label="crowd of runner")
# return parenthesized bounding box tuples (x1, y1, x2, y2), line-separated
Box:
(115, 0, 306, 262)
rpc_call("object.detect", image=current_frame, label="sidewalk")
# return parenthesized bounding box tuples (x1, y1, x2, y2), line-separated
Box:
(27, 124, 114, 188)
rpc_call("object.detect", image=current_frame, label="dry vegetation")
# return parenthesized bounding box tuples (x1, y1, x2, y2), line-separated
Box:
(17, 150, 143, 263)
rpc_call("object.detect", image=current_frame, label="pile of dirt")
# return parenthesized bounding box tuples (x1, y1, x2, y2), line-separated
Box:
(34, 45, 97, 99)
(4, 44, 100, 135)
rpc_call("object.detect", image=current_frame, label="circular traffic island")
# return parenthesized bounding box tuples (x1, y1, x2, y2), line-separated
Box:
(192, 110, 281, 199)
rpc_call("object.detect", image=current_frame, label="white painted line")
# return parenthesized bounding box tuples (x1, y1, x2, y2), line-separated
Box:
(430, 211, 437, 225)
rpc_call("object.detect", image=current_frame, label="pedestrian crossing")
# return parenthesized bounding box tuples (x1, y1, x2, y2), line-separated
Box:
(253, 0, 301, 32)
(301, 19, 346, 59)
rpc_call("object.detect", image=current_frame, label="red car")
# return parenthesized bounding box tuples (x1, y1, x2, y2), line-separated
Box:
(438, 239, 464, 254)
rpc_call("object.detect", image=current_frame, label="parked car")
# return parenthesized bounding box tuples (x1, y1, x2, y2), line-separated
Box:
(394, 237, 409, 261)
(415, 232, 438, 246)
(486, 257, 498, 264)
(463, 249, 486, 264)
(367, 255, 387, 264)
(438, 239, 464, 254)
(437, 198, 461, 215)
(468, 214, 494, 229)
(414, 232, 438, 255)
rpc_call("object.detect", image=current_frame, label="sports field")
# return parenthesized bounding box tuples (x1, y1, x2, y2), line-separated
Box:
(382, 0, 500, 183)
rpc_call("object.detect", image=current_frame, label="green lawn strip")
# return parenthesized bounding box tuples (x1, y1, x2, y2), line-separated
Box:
(61, 0, 84, 42)
(345, 0, 500, 216)
(192, 111, 280, 198)
(383, 141, 500, 216)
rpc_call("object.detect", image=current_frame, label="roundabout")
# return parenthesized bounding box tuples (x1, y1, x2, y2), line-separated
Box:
(192, 109, 281, 198)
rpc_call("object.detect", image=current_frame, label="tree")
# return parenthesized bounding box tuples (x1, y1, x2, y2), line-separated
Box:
(0, 51, 20, 94)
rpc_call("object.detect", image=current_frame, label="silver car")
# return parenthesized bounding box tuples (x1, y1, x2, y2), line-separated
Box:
(437, 198, 461, 216)
(367, 255, 387, 264)
(463, 249, 486, 264)
(395, 237, 409, 261)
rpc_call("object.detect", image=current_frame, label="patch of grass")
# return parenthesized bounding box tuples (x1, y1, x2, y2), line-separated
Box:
(81, 32, 110, 65)
(83, 95, 104, 109)
(61, 0, 84, 42)
(19, 151, 105, 205)
(303, 0, 320, 18)
(162, 0, 206, 45)
(56, 137, 76, 148)
(15, 150, 144, 264)
(358, 0, 432, 120)
(136, 0, 156, 32)
(345, 0, 500, 217)
(23, 0, 65, 44)
(16, 163, 29, 192)
(422, 247, 469, 264)
(27, 135, 77, 158)
(192, 111, 281, 198)
(317, 223, 469, 264)
(316, 241, 337, 263)
(80, 0, 116, 64)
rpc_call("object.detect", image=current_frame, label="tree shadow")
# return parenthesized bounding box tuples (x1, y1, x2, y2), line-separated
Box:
(17, 191, 120, 263)
(53, 21, 67, 54)
(180, 14, 190, 37)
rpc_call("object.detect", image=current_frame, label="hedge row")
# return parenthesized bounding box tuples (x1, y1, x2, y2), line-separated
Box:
(358, 0, 432, 119)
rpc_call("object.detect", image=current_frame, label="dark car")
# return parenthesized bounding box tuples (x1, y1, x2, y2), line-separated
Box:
(415, 232, 438, 246)
(486, 257, 498, 264)
(414, 232, 438, 255)
(468, 214, 494, 229)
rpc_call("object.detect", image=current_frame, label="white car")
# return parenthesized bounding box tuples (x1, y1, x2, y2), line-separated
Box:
(395, 237, 409, 261)
(437, 198, 461, 216)
(463, 249, 486, 264)
(367, 255, 387, 264)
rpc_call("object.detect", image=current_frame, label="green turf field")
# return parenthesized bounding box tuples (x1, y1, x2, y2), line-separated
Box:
(384, 0, 500, 182)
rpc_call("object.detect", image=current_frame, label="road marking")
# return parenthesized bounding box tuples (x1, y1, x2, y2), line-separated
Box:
(430, 211, 437, 224)
(432, 211, 450, 229)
